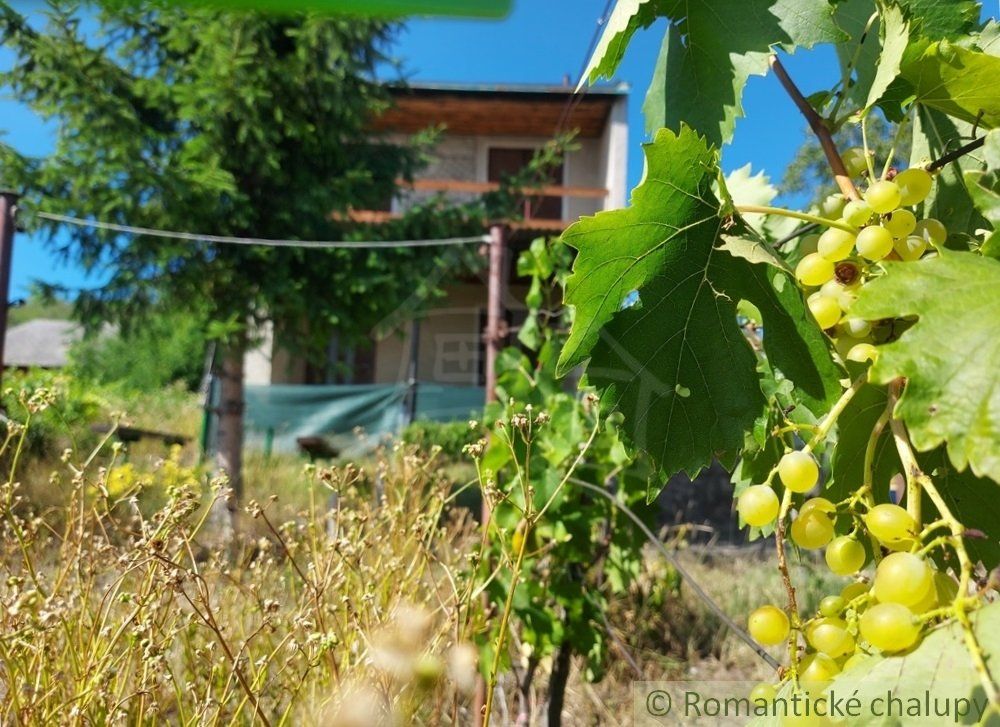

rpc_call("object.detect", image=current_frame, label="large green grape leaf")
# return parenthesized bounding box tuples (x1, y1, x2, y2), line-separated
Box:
(851, 251, 1000, 484)
(834, 0, 909, 113)
(964, 129, 1000, 256)
(749, 601, 1000, 726)
(642, 0, 844, 147)
(829, 381, 1000, 568)
(558, 126, 842, 481)
(901, 40, 1000, 129)
(897, 0, 980, 40)
(580, 0, 666, 87)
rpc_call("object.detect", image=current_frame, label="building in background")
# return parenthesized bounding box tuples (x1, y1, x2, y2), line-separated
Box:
(245, 81, 628, 388)
(4, 318, 82, 371)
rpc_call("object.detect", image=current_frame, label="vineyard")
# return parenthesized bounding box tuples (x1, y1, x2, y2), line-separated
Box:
(1, 0, 1000, 725)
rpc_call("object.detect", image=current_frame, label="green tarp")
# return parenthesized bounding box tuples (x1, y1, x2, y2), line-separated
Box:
(242, 382, 484, 456)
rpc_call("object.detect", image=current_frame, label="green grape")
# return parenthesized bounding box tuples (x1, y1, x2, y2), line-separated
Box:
(748, 604, 790, 646)
(840, 317, 871, 338)
(795, 253, 836, 287)
(819, 595, 846, 617)
(799, 233, 821, 256)
(883, 209, 916, 238)
(894, 234, 928, 262)
(820, 279, 860, 312)
(798, 652, 841, 690)
(846, 343, 878, 363)
(894, 168, 933, 206)
(864, 503, 917, 546)
(808, 293, 842, 330)
(807, 617, 855, 658)
(860, 602, 921, 652)
(739, 485, 780, 527)
(825, 536, 867, 575)
(873, 552, 934, 607)
(842, 200, 873, 227)
(750, 683, 777, 704)
(791, 510, 835, 550)
(800, 497, 836, 516)
(914, 218, 947, 245)
(817, 228, 856, 261)
(820, 194, 847, 218)
(865, 180, 902, 214)
(855, 225, 894, 260)
(841, 581, 870, 604)
(778, 450, 819, 493)
(842, 147, 869, 177)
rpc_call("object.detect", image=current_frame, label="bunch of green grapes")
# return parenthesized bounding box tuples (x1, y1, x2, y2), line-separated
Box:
(791, 149, 945, 363)
(741, 449, 960, 701)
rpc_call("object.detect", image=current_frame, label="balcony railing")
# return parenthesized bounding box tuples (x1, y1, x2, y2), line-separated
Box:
(342, 178, 609, 232)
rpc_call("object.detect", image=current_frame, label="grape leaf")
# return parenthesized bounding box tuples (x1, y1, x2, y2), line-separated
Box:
(851, 250, 1000, 484)
(580, 0, 665, 87)
(834, 0, 909, 113)
(558, 126, 842, 481)
(642, 0, 844, 147)
(901, 40, 1000, 129)
(963, 129, 1000, 256)
(897, 0, 980, 40)
(827, 379, 902, 504)
(749, 601, 1000, 726)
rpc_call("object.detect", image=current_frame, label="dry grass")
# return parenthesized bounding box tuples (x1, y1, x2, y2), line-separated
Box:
(1, 392, 484, 724)
(2, 385, 842, 725)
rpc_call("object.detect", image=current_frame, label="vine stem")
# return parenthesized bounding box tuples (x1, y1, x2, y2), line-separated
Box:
(735, 205, 856, 233)
(775, 487, 801, 681)
(887, 405, 1000, 709)
(803, 373, 868, 454)
(927, 135, 986, 172)
(887, 380, 920, 525)
(770, 55, 860, 201)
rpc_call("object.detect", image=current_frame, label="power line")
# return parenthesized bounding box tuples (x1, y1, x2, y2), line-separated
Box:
(33, 211, 490, 249)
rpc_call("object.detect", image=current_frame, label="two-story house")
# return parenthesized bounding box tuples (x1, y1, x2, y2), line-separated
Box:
(244, 81, 628, 390)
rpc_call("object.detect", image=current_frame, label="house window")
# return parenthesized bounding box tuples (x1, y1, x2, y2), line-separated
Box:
(304, 334, 376, 384)
(487, 147, 564, 221)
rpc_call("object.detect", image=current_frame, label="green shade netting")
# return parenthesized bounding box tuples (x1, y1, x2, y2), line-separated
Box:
(242, 382, 484, 456)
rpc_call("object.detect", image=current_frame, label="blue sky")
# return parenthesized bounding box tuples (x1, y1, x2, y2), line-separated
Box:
(1, 0, 996, 299)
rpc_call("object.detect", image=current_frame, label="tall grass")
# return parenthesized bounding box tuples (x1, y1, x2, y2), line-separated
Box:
(0, 389, 481, 724)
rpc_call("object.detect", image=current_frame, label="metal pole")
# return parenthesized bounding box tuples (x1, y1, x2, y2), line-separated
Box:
(483, 223, 506, 403)
(404, 317, 420, 426)
(0, 192, 19, 393)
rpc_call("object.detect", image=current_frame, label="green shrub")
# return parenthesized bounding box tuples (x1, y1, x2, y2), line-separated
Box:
(400, 419, 476, 460)
(68, 312, 208, 392)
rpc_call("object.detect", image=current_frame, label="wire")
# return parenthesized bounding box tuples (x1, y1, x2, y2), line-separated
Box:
(33, 211, 490, 249)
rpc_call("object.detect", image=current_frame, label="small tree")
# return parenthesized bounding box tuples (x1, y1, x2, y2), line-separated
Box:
(0, 2, 482, 504)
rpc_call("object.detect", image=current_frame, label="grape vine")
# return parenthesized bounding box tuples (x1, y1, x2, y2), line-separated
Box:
(564, 0, 1000, 723)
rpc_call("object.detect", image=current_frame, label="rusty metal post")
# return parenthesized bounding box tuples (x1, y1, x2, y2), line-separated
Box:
(0, 192, 18, 393)
(483, 223, 507, 404)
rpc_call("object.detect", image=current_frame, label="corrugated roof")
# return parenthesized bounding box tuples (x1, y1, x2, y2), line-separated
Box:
(5, 319, 82, 368)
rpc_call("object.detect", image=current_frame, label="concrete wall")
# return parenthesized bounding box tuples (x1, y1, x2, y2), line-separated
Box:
(372, 281, 528, 385)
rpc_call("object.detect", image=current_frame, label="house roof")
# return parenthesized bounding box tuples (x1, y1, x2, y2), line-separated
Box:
(4, 318, 82, 368)
(375, 81, 628, 138)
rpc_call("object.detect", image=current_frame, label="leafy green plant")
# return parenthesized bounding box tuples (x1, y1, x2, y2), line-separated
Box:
(400, 419, 477, 461)
(466, 238, 656, 724)
(568, 0, 1000, 720)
